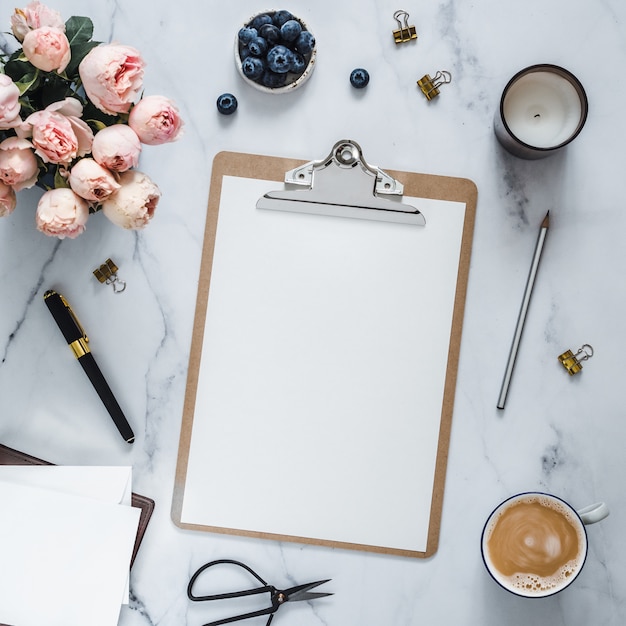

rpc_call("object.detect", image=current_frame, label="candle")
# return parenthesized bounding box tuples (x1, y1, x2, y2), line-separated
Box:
(494, 65, 588, 159)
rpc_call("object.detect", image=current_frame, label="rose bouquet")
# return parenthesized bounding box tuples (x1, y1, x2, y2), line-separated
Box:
(0, 1, 183, 238)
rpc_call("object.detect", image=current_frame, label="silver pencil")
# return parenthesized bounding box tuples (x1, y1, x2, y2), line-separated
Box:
(497, 212, 550, 409)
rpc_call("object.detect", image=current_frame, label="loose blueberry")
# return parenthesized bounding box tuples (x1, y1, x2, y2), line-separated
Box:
(273, 10, 294, 27)
(259, 23, 281, 45)
(242, 56, 265, 80)
(350, 68, 370, 89)
(248, 36, 268, 57)
(216, 93, 238, 115)
(261, 70, 287, 88)
(238, 26, 257, 45)
(266, 45, 294, 73)
(280, 19, 302, 42)
(294, 30, 315, 54)
(251, 13, 272, 30)
(290, 52, 306, 74)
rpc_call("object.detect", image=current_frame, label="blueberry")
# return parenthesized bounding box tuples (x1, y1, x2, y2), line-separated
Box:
(294, 30, 315, 54)
(290, 52, 306, 74)
(280, 19, 302, 43)
(250, 13, 272, 30)
(266, 45, 294, 73)
(239, 46, 252, 61)
(241, 56, 265, 80)
(273, 10, 294, 27)
(248, 36, 268, 57)
(216, 93, 238, 115)
(238, 26, 257, 45)
(350, 68, 370, 89)
(259, 23, 280, 45)
(261, 70, 287, 88)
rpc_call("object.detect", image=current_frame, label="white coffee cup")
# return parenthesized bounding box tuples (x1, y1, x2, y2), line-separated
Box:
(481, 492, 609, 597)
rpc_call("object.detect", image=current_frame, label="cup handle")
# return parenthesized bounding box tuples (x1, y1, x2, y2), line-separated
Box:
(577, 502, 609, 524)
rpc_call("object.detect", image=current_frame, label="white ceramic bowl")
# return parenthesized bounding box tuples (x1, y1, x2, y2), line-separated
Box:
(234, 10, 316, 94)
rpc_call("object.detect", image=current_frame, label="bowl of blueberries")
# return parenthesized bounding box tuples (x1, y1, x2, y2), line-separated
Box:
(235, 9, 316, 93)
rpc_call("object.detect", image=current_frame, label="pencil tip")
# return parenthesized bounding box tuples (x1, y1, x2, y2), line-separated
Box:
(542, 212, 550, 228)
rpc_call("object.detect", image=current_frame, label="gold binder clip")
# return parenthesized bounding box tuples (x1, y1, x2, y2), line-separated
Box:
(417, 70, 452, 101)
(93, 258, 126, 294)
(393, 10, 417, 43)
(558, 344, 594, 376)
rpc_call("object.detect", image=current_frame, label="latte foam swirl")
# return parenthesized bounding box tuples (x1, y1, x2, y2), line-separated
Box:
(486, 498, 582, 578)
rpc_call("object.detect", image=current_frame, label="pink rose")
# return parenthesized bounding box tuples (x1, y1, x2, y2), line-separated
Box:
(68, 158, 120, 202)
(92, 125, 141, 172)
(0, 137, 39, 191)
(128, 95, 183, 145)
(0, 181, 17, 217)
(23, 26, 71, 73)
(35, 188, 89, 239)
(24, 98, 94, 165)
(79, 44, 145, 115)
(0, 75, 22, 129)
(101, 169, 160, 229)
(11, 1, 64, 42)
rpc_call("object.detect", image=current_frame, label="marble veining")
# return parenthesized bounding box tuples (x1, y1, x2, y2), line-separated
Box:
(1, 0, 626, 625)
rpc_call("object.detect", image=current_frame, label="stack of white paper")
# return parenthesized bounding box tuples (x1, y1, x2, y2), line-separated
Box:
(0, 467, 140, 626)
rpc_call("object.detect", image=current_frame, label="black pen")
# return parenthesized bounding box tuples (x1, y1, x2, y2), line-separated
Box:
(43, 290, 135, 444)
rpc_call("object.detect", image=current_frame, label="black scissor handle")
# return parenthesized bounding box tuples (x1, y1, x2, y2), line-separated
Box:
(188, 559, 277, 626)
(188, 559, 272, 601)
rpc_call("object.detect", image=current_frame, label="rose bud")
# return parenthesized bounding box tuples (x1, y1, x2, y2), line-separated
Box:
(69, 158, 121, 202)
(0, 75, 22, 129)
(101, 169, 160, 229)
(11, 1, 65, 42)
(129, 95, 183, 145)
(92, 125, 141, 172)
(0, 180, 17, 217)
(0, 137, 39, 191)
(35, 188, 89, 239)
(22, 26, 71, 73)
(79, 44, 145, 115)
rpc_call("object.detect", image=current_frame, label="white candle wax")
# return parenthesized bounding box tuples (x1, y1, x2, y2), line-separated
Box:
(503, 71, 583, 148)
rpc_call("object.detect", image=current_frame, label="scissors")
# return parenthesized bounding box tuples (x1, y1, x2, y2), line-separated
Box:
(187, 559, 333, 626)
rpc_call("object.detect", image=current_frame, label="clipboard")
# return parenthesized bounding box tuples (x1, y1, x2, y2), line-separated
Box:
(173, 140, 477, 558)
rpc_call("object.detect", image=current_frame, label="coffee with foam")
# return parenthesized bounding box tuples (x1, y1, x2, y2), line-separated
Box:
(482, 494, 587, 597)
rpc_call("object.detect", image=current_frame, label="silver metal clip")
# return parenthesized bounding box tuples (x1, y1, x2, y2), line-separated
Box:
(256, 140, 426, 226)
(393, 10, 417, 44)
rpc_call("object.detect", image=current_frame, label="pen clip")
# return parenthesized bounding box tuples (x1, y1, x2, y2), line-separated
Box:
(59, 293, 89, 345)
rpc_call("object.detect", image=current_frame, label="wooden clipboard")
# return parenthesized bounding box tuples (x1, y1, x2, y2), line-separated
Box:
(173, 145, 477, 558)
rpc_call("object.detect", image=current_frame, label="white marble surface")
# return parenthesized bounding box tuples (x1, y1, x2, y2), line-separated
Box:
(1, 1, 625, 624)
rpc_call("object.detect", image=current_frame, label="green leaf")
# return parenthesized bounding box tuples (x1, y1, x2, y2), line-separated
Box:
(4, 57, 36, 83)
(54, 167, 70, 189)
(65, 40, 100, 77)
(87, 119, 109, 132)
(15, 72, 40, 95)
(65, 16, 94, 45)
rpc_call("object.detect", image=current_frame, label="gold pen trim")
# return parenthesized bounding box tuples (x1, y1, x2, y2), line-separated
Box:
(69, 337, 90, 358)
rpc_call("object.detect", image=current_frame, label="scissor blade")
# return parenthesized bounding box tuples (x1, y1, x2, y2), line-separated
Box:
(285, 579, 333, 602)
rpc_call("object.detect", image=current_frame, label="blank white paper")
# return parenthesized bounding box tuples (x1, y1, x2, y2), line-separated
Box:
(181, 176, 466, 553)
(0, 470, 140, 626)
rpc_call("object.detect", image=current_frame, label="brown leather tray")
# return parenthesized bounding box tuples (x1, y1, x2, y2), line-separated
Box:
(0, 443, 154, 568)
